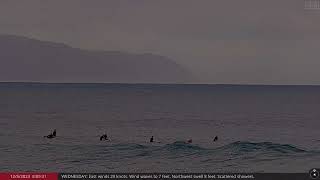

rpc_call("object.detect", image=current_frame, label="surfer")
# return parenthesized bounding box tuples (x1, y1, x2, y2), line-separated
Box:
(100, 133, 108, 141)
(44, 129, 56, 139)
(44, 134, 55, 139)
(213, 136, 218, 142)
(187, 139, 192, 143)
(150, 136, 154, 143)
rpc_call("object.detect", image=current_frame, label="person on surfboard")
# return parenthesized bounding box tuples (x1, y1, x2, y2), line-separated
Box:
(213, 136, 218, 142)
(100, 133, 108, 141)
(44, 129, 56, 139)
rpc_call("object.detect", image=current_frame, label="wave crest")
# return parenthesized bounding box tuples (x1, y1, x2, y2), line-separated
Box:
(106, 141, 307, 157)
(163, 141, 205, 151)
(218, 141, 306, 154)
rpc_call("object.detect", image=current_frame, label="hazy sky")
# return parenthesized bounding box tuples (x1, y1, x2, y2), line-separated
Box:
(1, 0, 320, 84)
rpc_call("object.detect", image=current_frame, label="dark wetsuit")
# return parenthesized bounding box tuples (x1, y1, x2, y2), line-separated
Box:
(213, 136, 218, 142)
(44, 129, 56, 139)
(150, 136, 154, 143)
(44, 134, 55, 139)
(100, 134, 108, 141)
(44, 129, 57, 139)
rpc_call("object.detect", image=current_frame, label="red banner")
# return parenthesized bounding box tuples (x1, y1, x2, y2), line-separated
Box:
(0, 173, 58, 180)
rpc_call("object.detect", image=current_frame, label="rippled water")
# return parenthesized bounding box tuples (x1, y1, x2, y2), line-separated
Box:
(0, 83, 319, 172)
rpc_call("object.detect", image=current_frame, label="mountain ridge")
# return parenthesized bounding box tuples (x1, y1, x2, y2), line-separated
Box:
(0, 34, 193, 83)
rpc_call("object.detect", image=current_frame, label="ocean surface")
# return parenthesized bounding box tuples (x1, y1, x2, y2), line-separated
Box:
(0, 83, 319, 173)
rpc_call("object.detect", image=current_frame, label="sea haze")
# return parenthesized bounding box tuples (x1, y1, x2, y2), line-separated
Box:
(0, 83, 319, 172)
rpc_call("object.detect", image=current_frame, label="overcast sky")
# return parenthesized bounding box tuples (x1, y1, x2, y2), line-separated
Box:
(0, 0, 319, 84)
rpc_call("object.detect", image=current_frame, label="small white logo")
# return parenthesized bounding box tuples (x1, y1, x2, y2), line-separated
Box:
(305, 0, 320, 9)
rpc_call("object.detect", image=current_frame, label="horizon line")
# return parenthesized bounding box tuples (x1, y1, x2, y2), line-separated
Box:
(1, 81, 320, 86)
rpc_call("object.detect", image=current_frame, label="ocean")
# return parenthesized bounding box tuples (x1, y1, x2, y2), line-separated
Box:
(0, 83, 319, 173)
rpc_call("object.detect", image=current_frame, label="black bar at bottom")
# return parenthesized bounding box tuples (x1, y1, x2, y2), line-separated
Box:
(59, 173, 312, 180)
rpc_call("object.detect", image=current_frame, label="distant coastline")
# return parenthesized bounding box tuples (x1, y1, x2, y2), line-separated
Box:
(0, 34, 193, 84)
